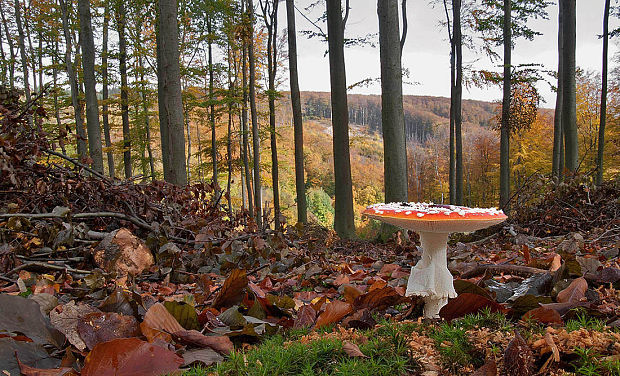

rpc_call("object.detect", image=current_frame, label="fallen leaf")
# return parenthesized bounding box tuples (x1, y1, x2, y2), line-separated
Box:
(164, 300, 200, 330)
(293, 305, 317, 328)
(0, 338, 61, 376)
(521, 307, 563, 325)
(354, 286, 406, 311)
(314, 300, 352, 329)
(76, 312, 140, 350)
(439, 293, 507, 321)
(472, 358, 497, 376)
(556, 277, 587, 303)
(503, 332, 534, 376)
(50, 301, 99, 351)
(453, 279, 493, 300)
(544, 332, 560, 362)
(342, 285, 363, 304)
(17, 357, 78, 376)
(211, 269, 248, 309)
(81, 338, 183, 376)
(0, 294, 65, 348)
(342, 341, 367, 358)
(182, 347, 224, 367)
(549, 254, 562, 272)
(172, 329, 233, 354)
(141, 302, 184, 342)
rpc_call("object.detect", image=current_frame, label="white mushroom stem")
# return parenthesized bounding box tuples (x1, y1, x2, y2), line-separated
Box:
(405, 231, 457, 318)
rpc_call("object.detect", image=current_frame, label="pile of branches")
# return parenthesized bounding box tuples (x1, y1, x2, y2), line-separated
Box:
(511, 175, 620, 237)
(0, 86, 246, 251)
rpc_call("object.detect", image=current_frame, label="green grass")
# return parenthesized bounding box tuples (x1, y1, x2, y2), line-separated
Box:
(573, 348, 620, 376)
(185, 323, 419, 376)
(566, 311, 606, 332)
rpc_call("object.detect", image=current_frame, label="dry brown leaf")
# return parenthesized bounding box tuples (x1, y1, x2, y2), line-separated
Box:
(293, 305, 317, 328)
(354, 286, 405, 311)
(343, 285, 363, 304)
(439, 293, 507, 321)
(503, 332, 534, 376)
(342, 341, 367, 358)
(141, 302, 184, 342)
(172, 329, 233, 355)
(521, 307, 563, 325)
(17, 357, 78, 376)
(76, 312, 140, 350)
(211, 269, 248, 309)
(472, 358, 497, 376)
(314, 300, 353, 329)
(557, 277, 587, 303)
(544, 332, 560, 362)
(549, 254, 562, 272)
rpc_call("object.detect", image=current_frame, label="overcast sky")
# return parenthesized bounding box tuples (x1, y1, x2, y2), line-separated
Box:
(280, 1, 619, 107)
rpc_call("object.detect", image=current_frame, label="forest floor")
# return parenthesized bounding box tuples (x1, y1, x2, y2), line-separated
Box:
(1, 92, 619, 376)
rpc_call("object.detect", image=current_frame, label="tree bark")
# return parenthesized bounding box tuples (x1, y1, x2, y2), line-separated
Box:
(326, 0, 355, 239)
(14, 0, 31, 104)
(596, 0, 610, 185)
(286, 0, 307, 224)
(453, 0, 463, 205)
(101, 0, 115, 178)
(52, 38, 66, 154)
(499, 0, 511, 211)
(59, 0, 87, 160)
(443, 0, 455, 204)
(248, 0, 262, 227)
(208, 18, 218, 189)
(78, 0, 104, 173)
(0, 1, 15, 89)
(116, 0, 132, 179)
(378, 0, 408, 240)
(156, 0, 187, 186)
(560, 0, 578, 173)
(241, 40, 254, 216)
(552, 2, 564, 180)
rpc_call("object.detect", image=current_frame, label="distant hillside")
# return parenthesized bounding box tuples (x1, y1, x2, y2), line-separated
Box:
(280, 92, 498, 141)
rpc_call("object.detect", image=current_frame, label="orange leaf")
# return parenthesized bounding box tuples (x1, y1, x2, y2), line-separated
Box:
(314, 300, 352, 329)
(343, 285, 363, 304)
(81, 338, 183, 376)
(354, 286, 406, 311)
(17, 358, 78, 376)
(549, 254, 562, 272)
(557, 277, 587, 303)
(211, 269, 248, 309)
(522, 307, 563, 325)
(141, 303, 183, 342)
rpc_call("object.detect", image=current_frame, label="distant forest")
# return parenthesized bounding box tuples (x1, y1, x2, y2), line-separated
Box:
(298, 92, 497, 141)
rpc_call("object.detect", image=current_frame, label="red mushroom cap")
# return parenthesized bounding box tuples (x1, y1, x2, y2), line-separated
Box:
(363, 202, 507, 233)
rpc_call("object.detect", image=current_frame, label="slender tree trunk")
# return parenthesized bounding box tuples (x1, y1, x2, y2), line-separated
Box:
(207, 18, 218, 189)
(453, 0, 463, 205)
(378, 0, 408, 239)
(0, 1, 15, 89)
(52, 39, 66, 154)
(241, 42, 254, 216)
(139, 54, 155, 179)
(156, 0, 187, 185)
(24, 7, 36, 94)
(38, 30, 42, 91)
(596, 0, 610, 185)
(561, 0, 578, 173)
(116, 0, 131, 179)
(101, 0, 115, 178)
(443, 0, 455, 204)
(59, 0, 87, 159)
(78, 0, 103, 173)
(0, 17, 5, 85)
(552, 3, 564, 180)
(248, 0, 262, 227)
(499, 0, 511, 211)
(14, 0, 31, 103)
(286, 0, 307, 224)
(326, 0, 355, 239)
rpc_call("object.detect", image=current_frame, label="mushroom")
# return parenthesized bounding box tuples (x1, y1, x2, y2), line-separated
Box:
(363, 202, 507, 318)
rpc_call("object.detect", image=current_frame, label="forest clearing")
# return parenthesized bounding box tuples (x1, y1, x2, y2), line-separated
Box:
(1, 0, 619, 375)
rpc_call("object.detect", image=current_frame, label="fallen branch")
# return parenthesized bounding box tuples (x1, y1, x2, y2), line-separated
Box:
(6, 261, 94, 276)
(43, 149, 110, 182)
(459, 263, 548, 279)
(0, 211, 153, 232)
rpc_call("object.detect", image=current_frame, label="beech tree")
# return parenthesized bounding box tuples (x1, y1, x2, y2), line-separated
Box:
(560, 0, 578, 173)
(326, 0, 355, 239)
(596, 0, 610, 185)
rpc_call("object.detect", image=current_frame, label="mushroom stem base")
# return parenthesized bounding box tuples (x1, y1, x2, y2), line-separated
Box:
(405, 231, 457, 318)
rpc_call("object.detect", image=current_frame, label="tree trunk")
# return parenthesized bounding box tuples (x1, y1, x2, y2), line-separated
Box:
(78, 0, 104, 173)
(139, 54, 156, 180)
(248, 0, 262, 227)
(59, 0, 87, 160)
(101, 0, 115, 178)
(0, 1, 15, 89)
(241, 41, 254, 216)
(596, 0, 610, 185)
(156, 0, 187, 186)
(552, 2, 564, 180)
(499, 0, 511, 211)
(561, 0, 578, 173)
(378, 0, 408, 239)
(443, 0, 455, 204)
(453, 0, 463, 205)
(52, 39, 66, 154)
(286, 0, 307, 224)
(116, 0, 131, 179)
(14, 0, 31, 104)
(208, 18, 218, 189)
(326, 0, 355, 239)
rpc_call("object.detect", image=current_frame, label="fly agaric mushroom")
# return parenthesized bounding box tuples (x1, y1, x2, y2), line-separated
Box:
(363, 202, 507, 318)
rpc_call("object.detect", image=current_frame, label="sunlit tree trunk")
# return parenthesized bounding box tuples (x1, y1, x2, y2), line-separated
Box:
(326, 0, 355, 239)
(116, 0, 131, 178)
(596, 0, 610, 185)
(78, 0, 104, 173)
(248, 0, 262, 227)
(0, 1, 15, 89)
(552, 3, 564, 180)
(101, 0, 115, 178)
(453, 0, 463, 205)
(241, 41, 254, 216)
(208, 17, 218, 190)
(14, 0, 31, 104)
